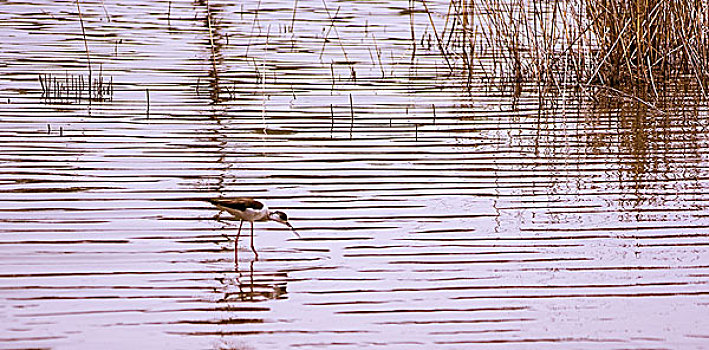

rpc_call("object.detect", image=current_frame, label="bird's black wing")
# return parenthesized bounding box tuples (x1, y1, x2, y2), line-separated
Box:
(207, 198, 264, 211)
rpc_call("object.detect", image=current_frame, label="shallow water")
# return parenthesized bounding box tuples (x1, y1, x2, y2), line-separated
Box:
(2, 0, 709, 349)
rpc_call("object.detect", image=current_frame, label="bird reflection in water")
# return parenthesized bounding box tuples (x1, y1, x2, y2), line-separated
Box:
(216, 261, 289, 303)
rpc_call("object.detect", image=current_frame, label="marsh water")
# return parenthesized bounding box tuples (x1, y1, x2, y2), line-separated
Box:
(2, 0, 709, 349)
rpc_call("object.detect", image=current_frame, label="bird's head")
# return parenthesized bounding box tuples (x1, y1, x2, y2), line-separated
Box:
(269, 211, 301, 238)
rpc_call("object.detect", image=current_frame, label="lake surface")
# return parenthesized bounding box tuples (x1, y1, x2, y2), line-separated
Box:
(2, 0, 709, 349)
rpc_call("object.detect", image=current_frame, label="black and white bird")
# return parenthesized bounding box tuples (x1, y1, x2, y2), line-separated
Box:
(207, 197, 300, 259)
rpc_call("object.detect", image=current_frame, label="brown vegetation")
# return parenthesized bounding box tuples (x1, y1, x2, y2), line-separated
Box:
(447, 0, 709, 100)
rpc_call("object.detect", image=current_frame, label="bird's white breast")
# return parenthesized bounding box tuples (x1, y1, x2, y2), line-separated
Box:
(222, 205, 268, 222)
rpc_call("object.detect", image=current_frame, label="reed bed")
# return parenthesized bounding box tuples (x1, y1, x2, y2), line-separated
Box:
(588, 0, 709, 89)
(38, 69, 113, 103)
(446, 0, 709, 101)
(37, 0, 114, 104)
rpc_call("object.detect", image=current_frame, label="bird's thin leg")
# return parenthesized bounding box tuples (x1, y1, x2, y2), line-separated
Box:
(235, 220, 243, 261)
(217, 216, 240, 233)
(250, 221, 258, 260)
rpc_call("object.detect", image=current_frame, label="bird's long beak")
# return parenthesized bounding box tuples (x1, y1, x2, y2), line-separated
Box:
(285, 222, 301, 238)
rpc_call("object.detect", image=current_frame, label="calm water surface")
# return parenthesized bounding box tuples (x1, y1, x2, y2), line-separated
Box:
(2, 0, 709, 349)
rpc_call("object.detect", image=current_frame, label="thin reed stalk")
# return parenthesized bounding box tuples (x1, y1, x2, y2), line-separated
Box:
(76, 0, 92, 99)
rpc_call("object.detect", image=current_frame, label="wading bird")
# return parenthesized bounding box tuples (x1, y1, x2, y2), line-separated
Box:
(208, 197, 300, 259)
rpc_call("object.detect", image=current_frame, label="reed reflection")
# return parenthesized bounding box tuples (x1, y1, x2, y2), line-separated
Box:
(486, 78, 709, 226)
(195, 0, 226, 104)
